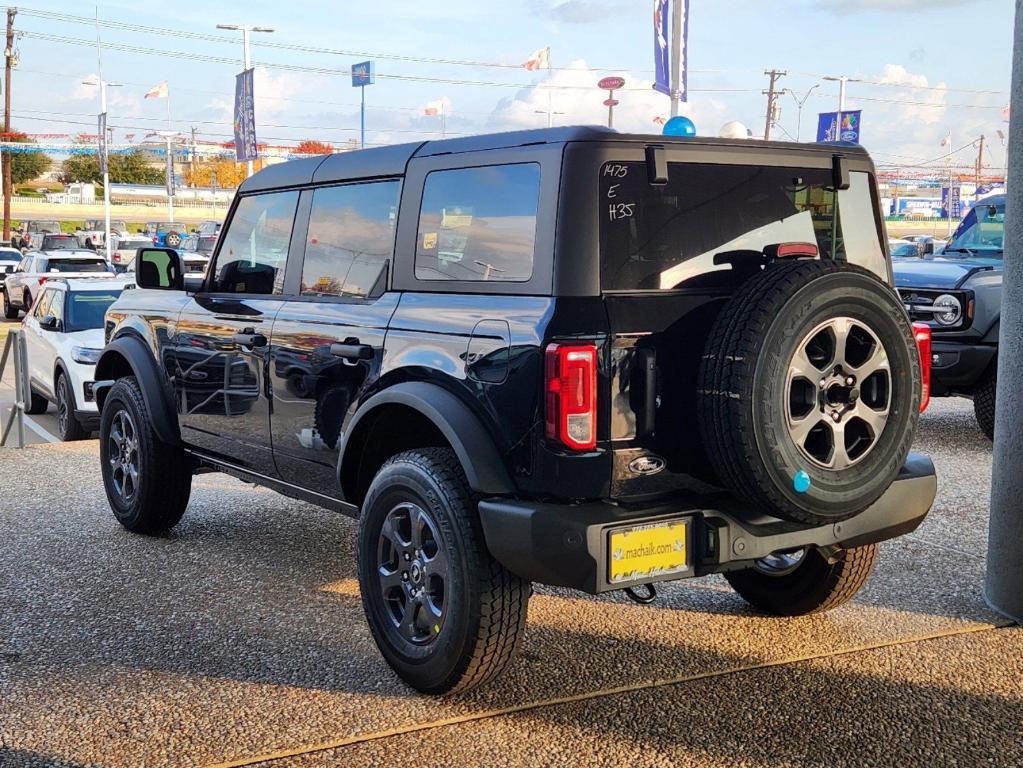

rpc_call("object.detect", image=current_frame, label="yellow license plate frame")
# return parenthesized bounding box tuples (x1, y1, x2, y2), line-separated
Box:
(608, 518, 690, 584)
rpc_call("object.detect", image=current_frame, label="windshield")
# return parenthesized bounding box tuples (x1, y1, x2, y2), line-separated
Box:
(110, 221, 128, 231)
(890, 242, 920, 258)
(600, 163, 886, 291)
(47, 258, 109, 273)
(0, 249, 20, 262)
(41, 235, 80, 250)
(944, 200, 1005, 258)
(29, 221, 60, 232)
(66, 290, 122, 331)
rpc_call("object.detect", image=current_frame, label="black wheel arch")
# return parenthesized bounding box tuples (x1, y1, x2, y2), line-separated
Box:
(94, 334, 180, 445)
(337, 381, 516, 507)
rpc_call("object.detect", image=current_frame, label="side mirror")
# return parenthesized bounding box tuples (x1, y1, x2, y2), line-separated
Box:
(135, 247, 185, 291)
(39, 315, 59, 331)
(923, 241, 935, 255)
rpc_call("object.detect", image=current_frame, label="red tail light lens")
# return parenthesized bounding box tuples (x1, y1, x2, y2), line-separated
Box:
(912, 322, 931, 413)
(545, 343, 597, 450)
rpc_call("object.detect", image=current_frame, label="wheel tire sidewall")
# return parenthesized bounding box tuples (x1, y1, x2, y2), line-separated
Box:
(358, 459, 474, 690)
(99, 385, 149, 527)
(752, 272, 919, 518)
(57, 374, 71, 439)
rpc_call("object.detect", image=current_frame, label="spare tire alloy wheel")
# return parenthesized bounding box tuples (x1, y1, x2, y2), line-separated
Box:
(165, 231, 181, 248)
(786, 316, 891, 470)
(698, 261, 919, 526)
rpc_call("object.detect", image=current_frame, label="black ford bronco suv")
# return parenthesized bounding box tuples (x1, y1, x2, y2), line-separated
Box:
(94, 127, 936, 694)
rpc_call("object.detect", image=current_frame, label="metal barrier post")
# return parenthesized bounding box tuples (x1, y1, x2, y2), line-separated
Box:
(0, 328, 27, 448)
(985, 0, 1023, 623)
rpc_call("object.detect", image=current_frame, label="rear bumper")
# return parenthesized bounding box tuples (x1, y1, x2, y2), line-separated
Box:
(930, 340, 996, 393)
(479, 453, 936, 594)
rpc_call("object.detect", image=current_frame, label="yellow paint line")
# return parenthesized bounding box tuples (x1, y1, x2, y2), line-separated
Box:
(204, 621, 1010, 768)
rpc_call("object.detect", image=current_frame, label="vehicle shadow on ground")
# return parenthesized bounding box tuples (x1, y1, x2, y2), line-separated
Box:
(0, 747, 98, 768)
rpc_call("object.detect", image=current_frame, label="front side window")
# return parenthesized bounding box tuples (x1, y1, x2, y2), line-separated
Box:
(33, 288, 54, 319)
(415, 163, 540, 282)
(301, 180, 400, 300)
(211, 191, 299, 295)
(600, 162, 886, 291)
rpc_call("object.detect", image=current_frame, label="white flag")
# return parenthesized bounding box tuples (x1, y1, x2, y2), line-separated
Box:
(144, 81, 169, 99)
(522, 47, 550, 71)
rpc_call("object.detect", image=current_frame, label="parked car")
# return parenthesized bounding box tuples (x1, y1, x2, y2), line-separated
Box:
(13, 219, 61, 250)
(196, 220, 222, 237)
(893, 194, 1005, 438)
(3, 252, 113, 318)
(0, 246, 22, 298)
(144, 221, 187, 248)
(180, 233, 218, 258)
(96, 127, 936, 694)
(22, 277, 131, 440)
(110, 234, 158, 273)
(889, 238, 923, 259)
(76, 219, 130, 250)
(37, 234, 87, 252)
(904, 235, 947, 255)
(122, 241, 209, 276)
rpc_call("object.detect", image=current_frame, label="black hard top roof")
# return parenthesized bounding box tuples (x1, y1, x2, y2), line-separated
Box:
(238, 125, 870, 193)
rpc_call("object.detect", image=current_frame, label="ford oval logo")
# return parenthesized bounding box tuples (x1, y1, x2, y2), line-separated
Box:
(629, 455, 665, 476)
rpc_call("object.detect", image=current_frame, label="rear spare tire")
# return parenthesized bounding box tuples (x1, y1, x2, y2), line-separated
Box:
(698, 260, 919, 525)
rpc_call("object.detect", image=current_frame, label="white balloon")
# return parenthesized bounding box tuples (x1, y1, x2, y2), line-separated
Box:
(719, 121, 751, 139)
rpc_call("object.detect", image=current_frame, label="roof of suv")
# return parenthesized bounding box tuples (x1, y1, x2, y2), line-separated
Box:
(43, 276, 130, 291)
(239, 126, 871, 194)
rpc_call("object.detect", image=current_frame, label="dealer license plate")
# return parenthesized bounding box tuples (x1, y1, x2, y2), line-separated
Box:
(608, 518, 690, 584)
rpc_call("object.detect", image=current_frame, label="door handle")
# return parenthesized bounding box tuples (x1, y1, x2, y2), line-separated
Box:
(330, 342, 373, 360)
(233, 331, 267, 348)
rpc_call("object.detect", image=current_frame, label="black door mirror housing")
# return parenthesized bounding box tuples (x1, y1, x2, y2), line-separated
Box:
(39, 314, 59, 331)
(135, 247, 186, 291)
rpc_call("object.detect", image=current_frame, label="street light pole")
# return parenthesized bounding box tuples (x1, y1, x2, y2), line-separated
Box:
(787, 83, 819, 142)
(216, 23, 274, 178)
(823, 75, 861, 141)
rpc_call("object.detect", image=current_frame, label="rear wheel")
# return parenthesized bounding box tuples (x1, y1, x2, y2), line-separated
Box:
(725, 543, 878, 616)
(100, 376, 192, 534)
(22, 290, 32, 311)
(2, 289, 17, 319)
(56, 372, 87, 441)
(698, 261, 920, 525)
(973, 364, 996, 441)
(358, 448, 530, 694)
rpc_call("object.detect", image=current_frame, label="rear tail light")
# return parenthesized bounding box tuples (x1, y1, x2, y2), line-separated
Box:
(912, 322, 931, 413)
(37, 277, 47, 286)
(545, 342, 598, 451)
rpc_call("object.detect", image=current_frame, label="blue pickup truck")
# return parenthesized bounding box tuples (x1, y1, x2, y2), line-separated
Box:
(893, 194, 1005, 438)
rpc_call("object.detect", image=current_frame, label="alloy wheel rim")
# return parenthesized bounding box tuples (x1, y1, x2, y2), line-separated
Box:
(376, 501, 448, 645)
(785, 316, 892, 470)
(107, 409, 140, 502)
(754, 549, 806, 576)
(57, 379, 68, 434)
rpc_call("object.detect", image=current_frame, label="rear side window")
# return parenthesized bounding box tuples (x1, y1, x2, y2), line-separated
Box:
(211, 191, 298, 295)
(415, 163, 540, 282)
(600, 162, 886, 291)
(301, 180, 399, 300)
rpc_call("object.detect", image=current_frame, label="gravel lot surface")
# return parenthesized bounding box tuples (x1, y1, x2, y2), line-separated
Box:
(0, 397, 1019, 768)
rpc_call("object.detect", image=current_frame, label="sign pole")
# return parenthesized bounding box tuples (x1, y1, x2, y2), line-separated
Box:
(597, 76, 625, 130)
(360, 84, 365, 149)
(351, 61, 375, 151)
(669, 0, 683, 117)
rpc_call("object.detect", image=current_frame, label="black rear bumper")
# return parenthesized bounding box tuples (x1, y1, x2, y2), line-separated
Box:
(930, 340, 996, 394)
(478, 453, 936, 594)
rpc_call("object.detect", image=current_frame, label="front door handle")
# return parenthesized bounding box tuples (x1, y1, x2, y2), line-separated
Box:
(330, 342, 373, 360)
(233, 330, 267, 348)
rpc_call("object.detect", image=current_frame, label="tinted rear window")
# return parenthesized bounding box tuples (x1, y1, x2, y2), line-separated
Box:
(41, 235, 80, 250)
(47, 258, 108, 273)
(600, 162, 885, 291)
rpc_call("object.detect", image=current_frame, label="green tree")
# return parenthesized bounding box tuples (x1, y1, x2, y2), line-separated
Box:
(59, 153, 100, 185)
(59, 149, 164, 186)
(3, 132, 50, 185)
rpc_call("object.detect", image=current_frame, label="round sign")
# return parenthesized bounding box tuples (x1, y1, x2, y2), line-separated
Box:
(598, 76, 625, 90)
(603, 98, 619, 107)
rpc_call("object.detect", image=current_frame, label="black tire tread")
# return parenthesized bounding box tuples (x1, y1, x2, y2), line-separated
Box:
(25, 389, 48, 415)
(102, 376, 191, 534)
(362, 447, 529, 694)
(57, 373, 87, 441)
(725, 543, 878, 616)
(973, 364, 996, 440)
(2, 289, 17, 319)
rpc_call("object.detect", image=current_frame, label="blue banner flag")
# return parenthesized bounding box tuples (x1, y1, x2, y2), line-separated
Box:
(815, 110, 863, 144)
(233, 68, 258, 163)
(653, 0, 670, 96)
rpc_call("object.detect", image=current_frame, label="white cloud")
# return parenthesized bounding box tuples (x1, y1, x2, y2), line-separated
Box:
(487, 60, 734, 136)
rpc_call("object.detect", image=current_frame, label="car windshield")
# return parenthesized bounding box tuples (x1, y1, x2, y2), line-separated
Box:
(110, 221, 128, 231)
(600, 162, 887, 290)
(0, 249, 20, 262)
(944, 201, 1005, 258)
(47, 258, 109, 273)
(29, 221, 60, 232)
(41, 235, 80, 250)
(890, 242, 920, 258)
(66, 290, 122, 331)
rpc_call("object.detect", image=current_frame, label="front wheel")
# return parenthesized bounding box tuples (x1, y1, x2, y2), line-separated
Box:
(973, 364, 996, 441)
(358, 448, 530, 694)
(56, 373, 87, 441)
(100, 376, 192, 534)
(725, 543, 878, 616)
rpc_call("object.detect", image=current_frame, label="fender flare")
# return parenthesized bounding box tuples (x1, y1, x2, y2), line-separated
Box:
(337, 381, 516, 498)
(94, 334, 180, 444)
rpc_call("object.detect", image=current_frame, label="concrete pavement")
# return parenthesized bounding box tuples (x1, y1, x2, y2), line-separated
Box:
(0, 398, 1019, 767)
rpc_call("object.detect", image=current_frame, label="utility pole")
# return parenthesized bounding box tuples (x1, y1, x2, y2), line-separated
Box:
(762, 69, 785, 140)
(975, 134, 986, 190)
(216, 23, 274, 178)
(3, 7, 16, 243)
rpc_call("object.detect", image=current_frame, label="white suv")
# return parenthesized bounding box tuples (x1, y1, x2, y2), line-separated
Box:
(3, 251, 113, 319)
(22, 277, 132, 441)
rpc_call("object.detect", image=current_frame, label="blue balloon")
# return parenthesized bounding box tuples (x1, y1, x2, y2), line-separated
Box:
(662, 115, 696, 137)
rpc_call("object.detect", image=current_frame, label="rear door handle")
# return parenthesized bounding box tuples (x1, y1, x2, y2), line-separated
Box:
(330, 342, 373, 360)
(233, 331, 267, 348)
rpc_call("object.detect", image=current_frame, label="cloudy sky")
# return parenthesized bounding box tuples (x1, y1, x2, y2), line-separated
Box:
(8, 0, 1016, 175)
